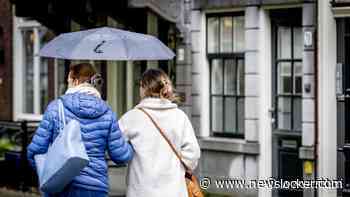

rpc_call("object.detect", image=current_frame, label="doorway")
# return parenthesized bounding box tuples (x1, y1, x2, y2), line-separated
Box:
(271, 9, 303, 197)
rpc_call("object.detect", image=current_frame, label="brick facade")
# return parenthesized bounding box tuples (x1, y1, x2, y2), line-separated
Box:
(0, 0, 12, 120)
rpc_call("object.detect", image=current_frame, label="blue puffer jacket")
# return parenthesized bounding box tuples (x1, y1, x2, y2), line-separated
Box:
(27, 93, 134, 193)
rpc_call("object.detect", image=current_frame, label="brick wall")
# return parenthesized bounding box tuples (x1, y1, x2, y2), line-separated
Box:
(0, 0, 13, 120)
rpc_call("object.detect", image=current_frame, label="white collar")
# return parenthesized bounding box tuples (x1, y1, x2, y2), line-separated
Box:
(65, 83, 101, 98)
(136, 98, 177, 110)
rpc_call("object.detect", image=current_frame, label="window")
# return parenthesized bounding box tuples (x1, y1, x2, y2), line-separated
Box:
(207, 15, 245, 54)
(207, 13, 245, 138)
(14, 18, 59, 119)
(276, 26, 302, 132)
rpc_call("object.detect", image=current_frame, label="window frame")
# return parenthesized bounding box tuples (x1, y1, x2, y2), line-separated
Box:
(13, 17, 53, 121)
(206, 12, 245, 55)
(206, 12, 245, 138)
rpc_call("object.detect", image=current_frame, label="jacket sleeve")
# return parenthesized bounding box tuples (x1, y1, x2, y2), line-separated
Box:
(180, 114, 201, 171)
(27, 101, 56, 169)
(107, 112, 134, 164)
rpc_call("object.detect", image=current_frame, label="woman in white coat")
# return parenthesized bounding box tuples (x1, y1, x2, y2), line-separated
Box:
(118, 68, 201, 197)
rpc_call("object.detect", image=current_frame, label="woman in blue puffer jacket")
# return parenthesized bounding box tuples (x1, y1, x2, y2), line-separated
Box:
(27, 63, 134, 197)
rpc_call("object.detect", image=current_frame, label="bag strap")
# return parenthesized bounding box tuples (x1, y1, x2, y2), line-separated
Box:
(137, 108, 190, 172)
(58, 99, 66, 132)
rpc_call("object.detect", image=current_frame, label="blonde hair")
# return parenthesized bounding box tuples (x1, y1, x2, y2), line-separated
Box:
(140, 69, 181, 102)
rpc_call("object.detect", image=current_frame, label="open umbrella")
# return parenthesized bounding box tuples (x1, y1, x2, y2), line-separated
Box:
(38, 27, 175, 60)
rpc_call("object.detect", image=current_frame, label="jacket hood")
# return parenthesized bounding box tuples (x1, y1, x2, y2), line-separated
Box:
(60, 93, 109, 119)
(135, 98, 177, 110)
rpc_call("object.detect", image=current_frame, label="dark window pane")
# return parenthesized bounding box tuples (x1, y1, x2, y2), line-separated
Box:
(294, 62, 302, 94)
(224, 97, 236, 133)
(208, 17, 219, 53)
(23, 29, 34, 114)
(346, 19, 350, 34)
(278, 62, 292, 94)
(56, 59, 66, 96)
(211, 59, 223, 94)
(293, 98, 302, 131)
(40, 59, 48, 113)
(237, 98, 245, 134)
(39, 28, 54, 113)
(220, 17, 233, 53)
(237, 59, 245, 95)
(212, 96, 223, 132)
(224, 59, 236, 95)
(278, 97, 291, 130)
(277, 26, 291, 59)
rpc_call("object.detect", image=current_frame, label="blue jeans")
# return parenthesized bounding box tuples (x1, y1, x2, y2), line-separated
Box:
(43, 186, 108, 197)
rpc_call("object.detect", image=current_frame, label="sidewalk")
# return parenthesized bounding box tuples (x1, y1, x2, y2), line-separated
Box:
(0, 188, 39, 197)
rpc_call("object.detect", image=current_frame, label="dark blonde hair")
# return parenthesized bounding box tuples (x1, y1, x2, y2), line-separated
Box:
(69, 63, 97, 83)
(140, 69, 180, 102)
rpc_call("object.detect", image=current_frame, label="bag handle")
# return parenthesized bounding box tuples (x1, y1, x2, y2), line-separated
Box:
(58, 99, 66, 132)
(137, 108, 190, 172)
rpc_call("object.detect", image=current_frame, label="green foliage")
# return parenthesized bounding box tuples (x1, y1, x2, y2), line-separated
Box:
(0, 138, 17, 158)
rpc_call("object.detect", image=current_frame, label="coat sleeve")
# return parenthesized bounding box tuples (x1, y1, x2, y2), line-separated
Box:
(180, 114, 201, 171)
(107, 112, 134, 164)
(27, 101, 56, 169)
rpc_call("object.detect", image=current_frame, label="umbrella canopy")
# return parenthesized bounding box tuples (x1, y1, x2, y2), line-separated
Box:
(38, 27, 175, 60)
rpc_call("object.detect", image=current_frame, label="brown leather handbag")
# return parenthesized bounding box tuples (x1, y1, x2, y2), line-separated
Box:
(138, 108, 204, 197)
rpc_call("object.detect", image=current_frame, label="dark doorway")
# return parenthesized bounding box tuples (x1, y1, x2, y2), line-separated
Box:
(336, 18, 350, 197)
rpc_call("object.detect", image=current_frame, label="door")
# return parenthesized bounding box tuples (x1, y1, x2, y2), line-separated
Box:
(270, 9, 303, 197)
(336, 18, 350, 197)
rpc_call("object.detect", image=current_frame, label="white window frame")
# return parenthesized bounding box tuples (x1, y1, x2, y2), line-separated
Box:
(13, 17, 45, 121)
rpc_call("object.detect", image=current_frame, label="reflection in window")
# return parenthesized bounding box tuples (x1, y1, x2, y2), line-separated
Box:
(211, 59, 223, 94)
(293, 28, 302, 59)
(208, 17, 219, 53)
(207, 15, 245, 54)
(278, 26, 291, 59)
(233, 16, 245, 52)
(210, 58, 245, 137)
(220, 17, 232, 53)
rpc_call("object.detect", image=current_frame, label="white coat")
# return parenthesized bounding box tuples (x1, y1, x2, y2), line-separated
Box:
(118, 98, 201, 197)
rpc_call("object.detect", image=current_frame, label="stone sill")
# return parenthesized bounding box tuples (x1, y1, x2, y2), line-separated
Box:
(198, 137, 259, 155)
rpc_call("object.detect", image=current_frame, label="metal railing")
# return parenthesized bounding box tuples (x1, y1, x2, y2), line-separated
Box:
(0, 120, 39, 192)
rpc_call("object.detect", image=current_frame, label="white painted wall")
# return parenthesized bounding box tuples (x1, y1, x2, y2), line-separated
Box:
(318, 0, 337, 197)
(258, 8, 272, 197)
